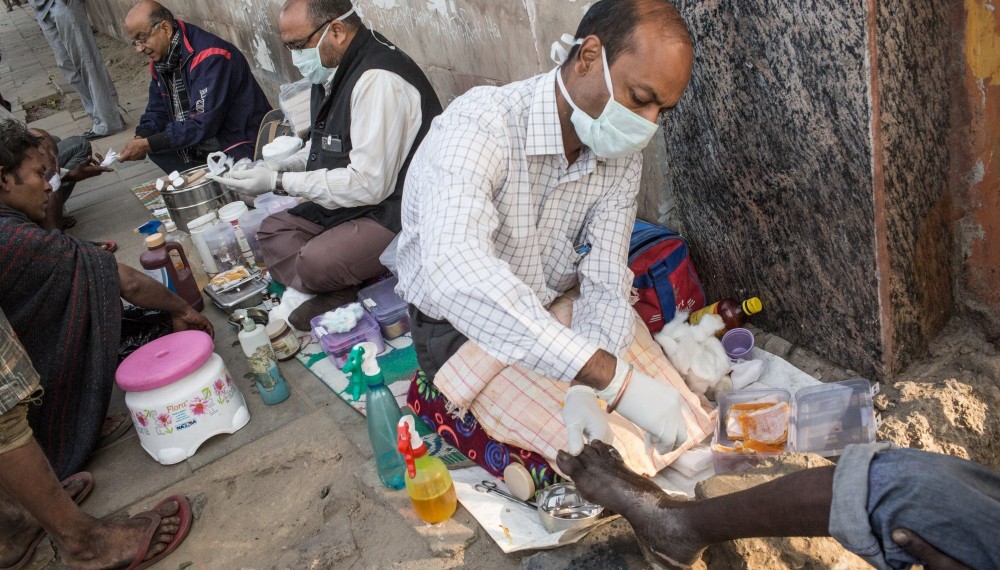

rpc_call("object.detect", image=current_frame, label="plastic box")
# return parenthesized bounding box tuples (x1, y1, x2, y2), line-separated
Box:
(310, 310, 385, 369)
(712, 378, 878, 473)
(358, 276, 410, 340)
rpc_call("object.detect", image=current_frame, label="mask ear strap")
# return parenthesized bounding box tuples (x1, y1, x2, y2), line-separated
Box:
(599, 46, 614, 95)
(550, 34, 582, 66)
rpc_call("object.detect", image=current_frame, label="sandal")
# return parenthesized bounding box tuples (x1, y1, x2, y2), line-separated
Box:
(97, 412, 132, 451)
(117, 495, 193, 570)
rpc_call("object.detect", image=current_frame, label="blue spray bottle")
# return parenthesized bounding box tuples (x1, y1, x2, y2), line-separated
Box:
(342, 342, 406, 489)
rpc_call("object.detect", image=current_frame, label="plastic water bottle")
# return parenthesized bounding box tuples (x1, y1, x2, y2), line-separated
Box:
(342, 342, 406, 489)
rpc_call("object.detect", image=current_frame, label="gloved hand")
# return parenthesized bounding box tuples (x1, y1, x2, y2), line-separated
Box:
(598, 360, 687, 455)
(562, 385, 614, 455)
(210, 164, 277, 195)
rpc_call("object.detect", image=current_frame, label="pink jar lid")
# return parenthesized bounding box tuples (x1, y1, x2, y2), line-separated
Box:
(116, 330, 215, 392)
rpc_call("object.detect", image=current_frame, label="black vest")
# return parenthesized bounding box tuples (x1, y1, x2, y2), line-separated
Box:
(289, 28, 442, 233)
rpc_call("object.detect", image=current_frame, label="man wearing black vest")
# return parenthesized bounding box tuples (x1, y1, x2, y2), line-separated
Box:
(214, 0, 442, 329)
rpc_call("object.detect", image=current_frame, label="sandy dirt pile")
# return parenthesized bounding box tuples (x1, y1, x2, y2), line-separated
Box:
(877, 317, 1000, 470)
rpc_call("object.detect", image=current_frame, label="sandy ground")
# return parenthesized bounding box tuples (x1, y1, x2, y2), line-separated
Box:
(877, 317, 1000, 471)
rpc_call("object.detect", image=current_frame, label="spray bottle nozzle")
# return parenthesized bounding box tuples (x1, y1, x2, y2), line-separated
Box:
(397, 415, 421, 479)
(135, 220, 163, 236)
(341, 344, 367, 402)
(341, 342, 382, 402)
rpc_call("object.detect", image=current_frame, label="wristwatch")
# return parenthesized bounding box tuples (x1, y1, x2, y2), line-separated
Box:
(274, 171, 287, 195)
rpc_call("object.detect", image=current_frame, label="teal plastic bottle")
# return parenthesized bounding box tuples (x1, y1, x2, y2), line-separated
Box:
(343, 342, 406, 489)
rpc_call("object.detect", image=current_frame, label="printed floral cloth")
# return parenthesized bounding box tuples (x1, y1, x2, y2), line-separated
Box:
(430, 295, 717, 478)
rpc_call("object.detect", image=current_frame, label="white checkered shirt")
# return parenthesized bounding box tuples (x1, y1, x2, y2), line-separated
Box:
(396, 68, 642, 381)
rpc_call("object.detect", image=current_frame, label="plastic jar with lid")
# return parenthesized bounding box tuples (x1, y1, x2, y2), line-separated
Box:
(266, 319, 301, 361)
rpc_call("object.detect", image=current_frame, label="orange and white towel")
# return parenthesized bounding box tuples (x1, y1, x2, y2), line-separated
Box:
(433, 295, 717, 477)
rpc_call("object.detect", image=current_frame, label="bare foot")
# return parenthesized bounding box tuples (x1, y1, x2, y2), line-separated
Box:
(0, 476, 91, 567)
(557, 441, 705, 569)
(58, 499, 182, 570)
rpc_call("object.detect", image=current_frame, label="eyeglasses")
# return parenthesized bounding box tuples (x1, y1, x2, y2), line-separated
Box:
(283, 19, 332, 51)
(131, 21, 163, 48)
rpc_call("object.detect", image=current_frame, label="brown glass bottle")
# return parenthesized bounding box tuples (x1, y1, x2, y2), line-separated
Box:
(689, 297, 762, 335)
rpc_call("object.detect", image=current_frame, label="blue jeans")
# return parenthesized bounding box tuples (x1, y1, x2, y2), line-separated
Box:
(830, 443, 1000, 569)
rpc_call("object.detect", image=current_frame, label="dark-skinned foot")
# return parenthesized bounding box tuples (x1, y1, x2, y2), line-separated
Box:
(557, 441, 706, 569)
(0, 474, 93, 568)
(58, 498, 183, 570)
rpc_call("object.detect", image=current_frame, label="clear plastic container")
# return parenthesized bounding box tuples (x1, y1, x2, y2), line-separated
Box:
(239, 209, 271, 263)
(200, 223, 243, 273)
(712, 378, 878, 474)
(358, 276, 410, 340)
(310, 311, 385, 368)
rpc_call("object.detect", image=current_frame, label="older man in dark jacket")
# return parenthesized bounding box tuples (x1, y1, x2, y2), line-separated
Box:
(118, 1, 271, 173)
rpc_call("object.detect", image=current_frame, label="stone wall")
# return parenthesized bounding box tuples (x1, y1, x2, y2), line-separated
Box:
(954, 1, 1000, 339)
(664, 0, 965, 378)
(80, 0, 671, 223)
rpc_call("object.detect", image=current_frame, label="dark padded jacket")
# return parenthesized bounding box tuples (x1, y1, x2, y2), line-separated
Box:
(136, 21, 271, 160)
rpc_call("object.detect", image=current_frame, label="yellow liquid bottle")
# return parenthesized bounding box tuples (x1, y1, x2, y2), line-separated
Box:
(398, 416, 457, 524)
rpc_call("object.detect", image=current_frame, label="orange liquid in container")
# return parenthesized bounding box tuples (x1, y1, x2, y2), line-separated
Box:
(410, 483, 458, 524)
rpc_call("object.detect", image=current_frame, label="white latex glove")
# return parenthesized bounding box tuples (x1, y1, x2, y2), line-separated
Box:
(562, 385, 614, 455)
(606, 368, 688, 455)
(210, 164, 277, 195)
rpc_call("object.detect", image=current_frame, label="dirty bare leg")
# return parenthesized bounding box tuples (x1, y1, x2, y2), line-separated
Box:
(0, 475, 88, 566)
(0, 438, 182, 569)
(557, 441, 833, 568)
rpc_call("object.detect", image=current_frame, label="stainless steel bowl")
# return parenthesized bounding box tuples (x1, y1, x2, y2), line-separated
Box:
(535, 483, 604, 533)
(161, 166, 235, 232)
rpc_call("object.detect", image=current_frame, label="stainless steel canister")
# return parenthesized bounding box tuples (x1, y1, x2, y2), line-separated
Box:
(160, 166, 236, 232)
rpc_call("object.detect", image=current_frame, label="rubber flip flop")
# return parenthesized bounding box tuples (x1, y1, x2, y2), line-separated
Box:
(121, 494, 193, 570)
(82, 130, 109, 141)
(0, 472, 95, 570)
(96, 412, 132, 451)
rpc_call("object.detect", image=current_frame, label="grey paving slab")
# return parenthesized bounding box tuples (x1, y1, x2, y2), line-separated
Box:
(84, 433, 195, 519)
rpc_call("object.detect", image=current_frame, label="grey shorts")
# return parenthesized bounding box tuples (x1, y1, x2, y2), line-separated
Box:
(829, 443, 1000, 569)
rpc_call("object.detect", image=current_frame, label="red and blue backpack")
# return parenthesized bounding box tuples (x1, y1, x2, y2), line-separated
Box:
(628, 220, 706, 333)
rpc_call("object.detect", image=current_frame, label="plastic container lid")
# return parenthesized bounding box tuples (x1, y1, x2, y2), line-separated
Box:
(218, 201, 249, 224)
(188, 212, 218, 232)
(311, 310, 383, 356)
(253, 192, 279, 211)
(266, 319, 291, 340)
(116, 330, 214, 392)
(358, 276, 407, 324)
(163, 220, 178, 233)
(145, 233, 165, 247)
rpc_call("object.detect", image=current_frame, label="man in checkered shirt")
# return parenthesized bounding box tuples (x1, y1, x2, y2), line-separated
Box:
(396, 0, 696, 455)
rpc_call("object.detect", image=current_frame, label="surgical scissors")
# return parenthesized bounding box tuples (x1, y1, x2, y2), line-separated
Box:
(474, 481, 537, 510)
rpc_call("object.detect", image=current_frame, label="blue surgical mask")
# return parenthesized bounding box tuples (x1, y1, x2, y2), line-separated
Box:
(556, 45, 659, 159)
(291, 7, 355, 84)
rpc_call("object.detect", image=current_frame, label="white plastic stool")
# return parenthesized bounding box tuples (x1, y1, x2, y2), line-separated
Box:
(116, 330, 250, 465)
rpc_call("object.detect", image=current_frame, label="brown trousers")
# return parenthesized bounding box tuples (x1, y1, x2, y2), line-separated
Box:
(256, 211, 395, 294)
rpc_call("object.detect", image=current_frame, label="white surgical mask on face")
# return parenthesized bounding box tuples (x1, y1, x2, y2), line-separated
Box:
(48, 172, 61, 190)
(291, 7, 355, 84)
(556, 43, 659, 159)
